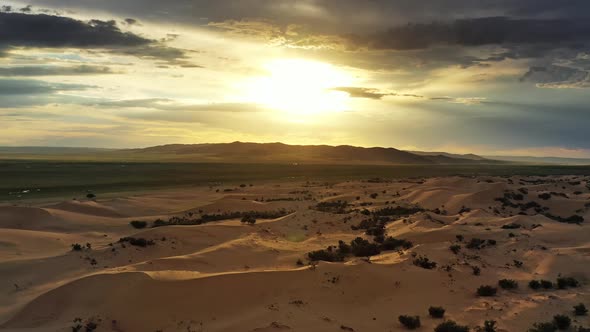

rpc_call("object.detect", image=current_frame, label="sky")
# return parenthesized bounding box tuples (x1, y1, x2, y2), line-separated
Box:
(0, 1, 589, 157)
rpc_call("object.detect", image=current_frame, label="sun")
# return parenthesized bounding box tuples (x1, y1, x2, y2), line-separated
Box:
(242, 59, 354, 115)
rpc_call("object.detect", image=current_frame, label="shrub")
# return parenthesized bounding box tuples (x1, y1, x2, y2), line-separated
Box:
(119, 237, 154, 247)
(540, 280, 554, 289)
(477, 285, 497, 296)
(450, 244, 461, 254)
(544, 213, 584, 224)
(574, 303, 588, 316)
(434, 320, 470, 332)
(538, 193, 551, 200)
(85, 321, 98, 331)
(398, 315, 421, 329)
(557, 277, 579, 289)
(413, 256, 437, 269)
(314, 200, 349, 214)
(86, 193, 96, 199)
(296, 259, 304, 266)
(337, 240, 351, 255)
(429, 306, 446, 318)
(553, 315, 571, 330)
(498, 279, 518, 290)
(466, 238, 486, 249)
(528, 322, 557, 332)
(130, 220, 147, 229)
(366, 226, 385, 237)
(350, 237, 381, 257)
(380, 237, 413, 251)
(71, 243, 83, 251)
(472, 266, 481, 276)
(529, 280, 541, 290)
(481, 320, 497, 332)
(514, 260, 524, 268)
(307, 249, 344, 262)
(502, 223, 522, 229)
(241, 215, 256, 224)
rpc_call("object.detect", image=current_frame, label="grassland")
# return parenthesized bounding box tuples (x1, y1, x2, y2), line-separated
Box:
(2, 160, 590, 201)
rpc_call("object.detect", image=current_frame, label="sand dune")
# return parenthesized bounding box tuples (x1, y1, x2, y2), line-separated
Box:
(1, 176, 590, 331)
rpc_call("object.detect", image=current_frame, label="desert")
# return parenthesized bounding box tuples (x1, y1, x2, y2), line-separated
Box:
(2, 1, 590, 331)
(1, 174, 590, 331)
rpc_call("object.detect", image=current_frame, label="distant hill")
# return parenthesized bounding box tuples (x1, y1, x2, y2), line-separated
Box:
(409, 151, 488, 161)
(0, 142, 502, 164)
(121, 142, 502, 164)
(486, 155, 590, 166)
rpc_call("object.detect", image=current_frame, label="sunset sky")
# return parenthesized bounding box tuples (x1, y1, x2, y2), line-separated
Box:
(1, 1, 589, 157)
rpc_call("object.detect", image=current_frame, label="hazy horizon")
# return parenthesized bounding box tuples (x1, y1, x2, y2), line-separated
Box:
(2, 141, 590, 161)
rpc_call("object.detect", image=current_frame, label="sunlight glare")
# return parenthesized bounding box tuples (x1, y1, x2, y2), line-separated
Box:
(243, 59, 354, 116)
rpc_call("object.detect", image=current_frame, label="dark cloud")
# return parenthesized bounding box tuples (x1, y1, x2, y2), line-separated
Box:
(520, 65, 590, 88)
(124, 18, 139, 25)
(19, 5, 32, 13)
(0, 78, 89, 95)
(0, 12, 150, 48)
(353, 17, 590, 51)
(21, 1, 590, 32)
(0, 12, 193, 65)
(331, 87, 393, 99)
(0, 78, 93, 107)
(0, 65, 118, 76)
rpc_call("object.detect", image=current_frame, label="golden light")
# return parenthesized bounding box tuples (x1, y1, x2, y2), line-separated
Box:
(242, 59, 354, 116)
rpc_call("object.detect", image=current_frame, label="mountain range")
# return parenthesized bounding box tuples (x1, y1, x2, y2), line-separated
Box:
(0, 142, 588, 165)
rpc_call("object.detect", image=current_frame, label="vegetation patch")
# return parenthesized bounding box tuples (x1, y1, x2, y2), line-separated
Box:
(129, 220, 148, 229)
(398, 315, 421, 329)
(498, 279, 518, 290)
(314, 200, 349, 214)
(151, 209, 292, 227)
(557, 277, 579, 289)
(413, 256, 437, 270)
(307, 236, 412, 262)
(574, 303, 588, 316)
(477, 285, 497, 296)
(543, 213, 584, 224)
(429, 306, 446, 318)
(434, 320, 470, 332)
(119, 237, 155, 247)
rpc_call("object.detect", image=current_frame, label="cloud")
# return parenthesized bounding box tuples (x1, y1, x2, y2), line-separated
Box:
(332, 87, 425, 100)
(333, 86, 488, 105)
(0, 65, 118, 76)
(0, 78, 93, 107)
(206, 16, 590, 71)
(0, 12, 150, 48)
(0, 78, 90, 95)
(123, 18, 139, 26)
(208, 20, 348, 50)
(0, 12, 193, 65)
(520, 65, 590, 88)
(331, 87, 394, 100)
(428, 96, 488, 105)
(352, 17, 590, 51)
(88, 98, 269, 113)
